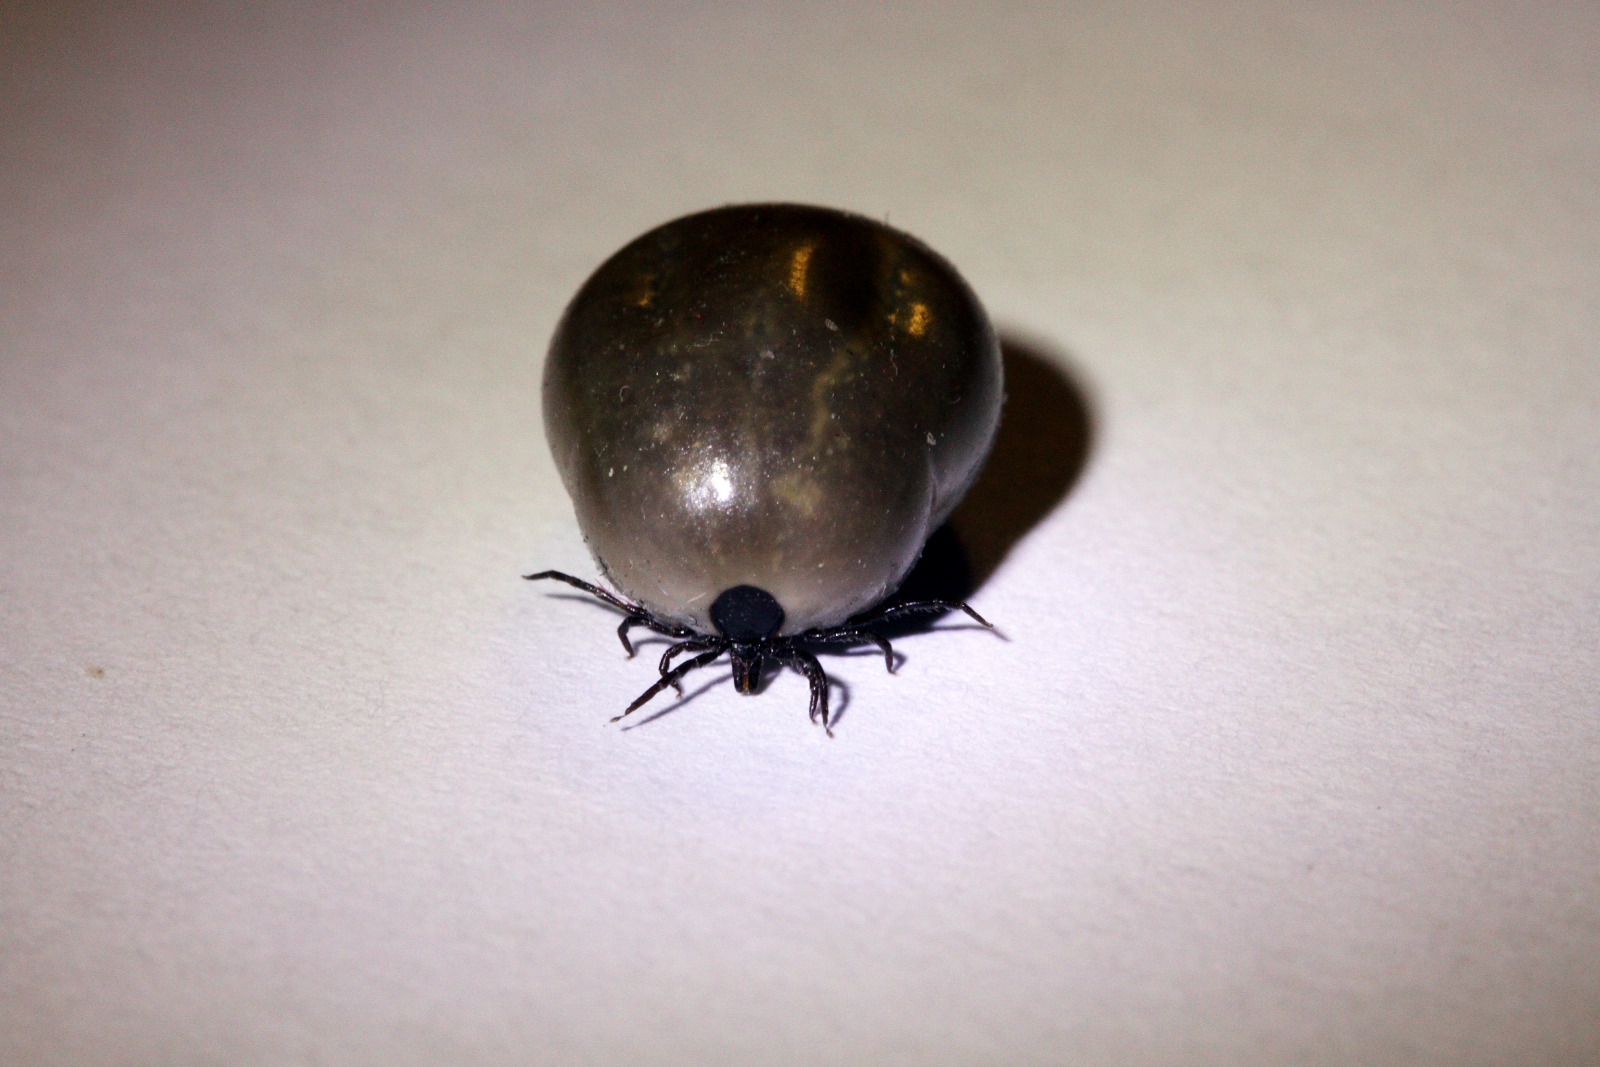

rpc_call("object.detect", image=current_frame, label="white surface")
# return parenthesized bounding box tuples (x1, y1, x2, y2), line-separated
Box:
(3, 1, 1597, 1063)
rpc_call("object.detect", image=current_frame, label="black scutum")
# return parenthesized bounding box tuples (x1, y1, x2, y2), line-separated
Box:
(710, 585, 785, 641)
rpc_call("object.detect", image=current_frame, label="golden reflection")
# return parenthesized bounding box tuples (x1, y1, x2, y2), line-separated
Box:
(906, 302, 930, 337)
(632, 273, 657, 308)
(788, 243, 814, 298)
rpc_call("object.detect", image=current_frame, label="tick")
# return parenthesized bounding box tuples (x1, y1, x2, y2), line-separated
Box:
(530, 203, 1002, 734)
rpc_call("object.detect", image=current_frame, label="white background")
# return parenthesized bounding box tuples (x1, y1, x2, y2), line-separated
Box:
(3, 2, 1596, 1063)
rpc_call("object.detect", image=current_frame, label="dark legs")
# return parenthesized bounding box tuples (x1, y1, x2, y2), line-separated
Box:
(659, 637, 721, 677)
(658, 636, 724, 694)
(804, 628, 896, 672)
(616, 648, 726, 722)
(617, 615, 650, 656)
(776, 648, 833, 736)
(524, 571, 696, 656)
(850, 598, 994, 630)
(527, 570, 725, 718)
(523, 570, 637, 613)
(528, 570, 994, 734)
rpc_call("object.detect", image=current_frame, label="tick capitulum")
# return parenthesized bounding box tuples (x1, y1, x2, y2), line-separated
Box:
(526, 570, 992, 736)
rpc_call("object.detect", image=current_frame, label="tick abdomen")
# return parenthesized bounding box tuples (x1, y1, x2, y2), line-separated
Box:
(543, 204, 1001, 635)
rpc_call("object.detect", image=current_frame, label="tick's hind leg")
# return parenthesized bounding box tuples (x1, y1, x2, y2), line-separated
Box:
(526, 571, 697, 653)
(805, 628, 895, 673)
(524, 570, 639, 613)
(853, 598, 994, 630)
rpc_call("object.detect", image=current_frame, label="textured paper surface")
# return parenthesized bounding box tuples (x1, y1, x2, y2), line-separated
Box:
(3, 2, 1596, 1063)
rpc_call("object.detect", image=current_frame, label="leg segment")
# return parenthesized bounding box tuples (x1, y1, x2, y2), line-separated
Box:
(778, 648, 833, 737)
(659, 638, 717, 677)
(804, 628, 895, 673)
(659, 637, 723, 694)
(614, 649, 726, 722)
(524, 570, 638, 613)
(852, 598, 993, 630)
(617, 614, 649, 656)
(526, 570, 697, 644)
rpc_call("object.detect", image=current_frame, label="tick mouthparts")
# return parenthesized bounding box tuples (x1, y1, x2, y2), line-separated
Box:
(730, 651, 763, 694)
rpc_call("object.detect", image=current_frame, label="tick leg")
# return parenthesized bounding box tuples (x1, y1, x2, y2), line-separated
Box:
(806, 628, 895, 673)
(852, 598, 994, 630)
(617, 614, 650, 657)
(527, 570, 697, 639)
(659, 638, 721, 695)
(524, 570, 639, 613)
(779, 649, 833, 737)
(660, 638, 719, 677)
(638, 616, 699, 639)
(615, 649, 725, 723)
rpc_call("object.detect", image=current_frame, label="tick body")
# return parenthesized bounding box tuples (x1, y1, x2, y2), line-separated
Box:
(533, 203, 1002, 732)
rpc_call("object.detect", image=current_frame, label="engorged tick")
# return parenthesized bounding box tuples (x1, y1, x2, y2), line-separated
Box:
(530, 203, 1003, 734)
